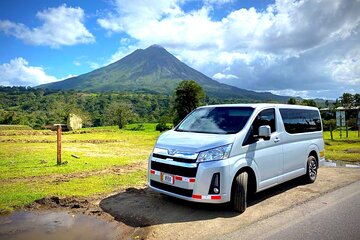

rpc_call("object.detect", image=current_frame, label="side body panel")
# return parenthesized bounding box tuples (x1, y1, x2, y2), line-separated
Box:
(230, 106, 324, 194)
(231, 106, 284, 192)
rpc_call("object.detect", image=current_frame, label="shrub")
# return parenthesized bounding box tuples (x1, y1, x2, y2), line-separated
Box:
(156, 122, 172, 132)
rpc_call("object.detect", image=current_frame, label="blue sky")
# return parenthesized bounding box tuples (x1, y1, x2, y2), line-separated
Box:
(0, 0, 359, 99)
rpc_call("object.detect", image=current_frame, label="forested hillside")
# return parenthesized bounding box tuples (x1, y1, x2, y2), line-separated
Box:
(1, 86, 342, 129)
(0, 86, 258, 129)
(0, 87, 171, 129)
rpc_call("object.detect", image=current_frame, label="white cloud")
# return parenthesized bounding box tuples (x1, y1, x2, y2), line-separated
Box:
(0, 58, 58, 86)
(269, 89, 310, 99)
(98, 1, 221, 50)
(204, 0, 234, 5)
(325, 47, 360, 86)
(60, 74, 77, 80)
(108, 44, 139, 64)
(213, 72, 238, 80)
(97, 0, 360, 99)
(0, 4, 95, 48)
(88, 62, 100, 69)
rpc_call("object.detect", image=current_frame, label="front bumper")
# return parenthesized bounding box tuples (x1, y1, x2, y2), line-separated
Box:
(148, 157, 231, 203)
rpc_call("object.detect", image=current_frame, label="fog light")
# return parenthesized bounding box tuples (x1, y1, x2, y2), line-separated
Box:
(208, 172, 220, 194)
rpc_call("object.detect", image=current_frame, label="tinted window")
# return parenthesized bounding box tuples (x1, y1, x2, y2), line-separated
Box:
(280, 109, 321, 134)
(176, 107, 254, 134)
(253, 108, 276, 135)
(243, 108, 276, 146)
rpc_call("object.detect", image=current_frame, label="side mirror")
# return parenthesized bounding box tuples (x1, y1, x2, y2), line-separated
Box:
(258, 125, 271, 140)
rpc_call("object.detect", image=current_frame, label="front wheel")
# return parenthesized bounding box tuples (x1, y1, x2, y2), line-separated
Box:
(232, 172, 248, 213)
(305, 156, 318, 183)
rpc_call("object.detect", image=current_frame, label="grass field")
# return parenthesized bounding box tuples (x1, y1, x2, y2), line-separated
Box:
(323, 130, 360, 162)
(0, 124, 160, 212)
(0, 126, 359, 212)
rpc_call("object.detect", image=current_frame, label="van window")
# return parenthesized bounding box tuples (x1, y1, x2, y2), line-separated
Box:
(243, 108, 275, 146)
(280, 109, 321, 134)
(176, 107, 254, 134)
(253, 108, 276, 135)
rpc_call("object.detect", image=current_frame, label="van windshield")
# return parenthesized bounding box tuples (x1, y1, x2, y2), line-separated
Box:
(176, 107, 254, 134)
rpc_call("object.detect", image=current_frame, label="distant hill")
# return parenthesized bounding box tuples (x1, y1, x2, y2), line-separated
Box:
(38, 44, 289, 102)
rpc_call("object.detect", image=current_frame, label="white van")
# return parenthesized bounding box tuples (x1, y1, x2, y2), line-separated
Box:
(148, 104, 325, 212)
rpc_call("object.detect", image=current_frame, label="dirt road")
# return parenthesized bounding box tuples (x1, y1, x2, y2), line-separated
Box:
(100, 167, 360, 239)
(1, 167, 360, 240)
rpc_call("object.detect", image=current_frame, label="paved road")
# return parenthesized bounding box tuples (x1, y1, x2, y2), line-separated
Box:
(221, 180, 360, 240)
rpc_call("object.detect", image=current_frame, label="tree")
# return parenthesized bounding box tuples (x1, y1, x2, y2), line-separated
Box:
(333, 98, 341, 108)
(322, 119, 336, 140)
(173, 80, 205, 125)
(287, 98, 297, 105)
(156, 121, 172, 132)
(325, 100, 329, 108)
(104, 102, 137, 129)
(354, 93, 360, 107)
(339, 93, 354, 108)
(301, 99, 317, 107)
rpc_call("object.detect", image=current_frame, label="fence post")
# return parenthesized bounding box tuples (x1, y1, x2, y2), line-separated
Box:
(330, 123, 333, 140)
(57, 125, 62, 165)
(345, 121, 348, 138)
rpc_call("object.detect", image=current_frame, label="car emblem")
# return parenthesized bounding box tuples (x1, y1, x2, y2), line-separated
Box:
(168, 149, 177, 155)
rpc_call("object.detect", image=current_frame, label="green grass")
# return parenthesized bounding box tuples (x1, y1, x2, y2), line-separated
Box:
(0, 124, 32, 130)
(323, 130, 360, 162)
(0, 170, 146, 212)
(0, 125, 160, 212)
(0, 126, 159, 179)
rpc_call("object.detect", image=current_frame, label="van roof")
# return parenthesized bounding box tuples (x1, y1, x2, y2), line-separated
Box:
(199, 103, 319, 110)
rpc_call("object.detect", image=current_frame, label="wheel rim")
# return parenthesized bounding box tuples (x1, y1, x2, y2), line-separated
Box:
(309, 159, 317, 180)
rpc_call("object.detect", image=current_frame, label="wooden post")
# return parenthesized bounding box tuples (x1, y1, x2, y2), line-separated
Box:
(339, 116, 342, 139)
(346, 121, 348, 138)
(57, 125, 62, 165)
(330, 123, 333, 140)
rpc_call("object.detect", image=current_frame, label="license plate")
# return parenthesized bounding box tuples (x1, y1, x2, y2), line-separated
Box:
(161, 173, 174, 185)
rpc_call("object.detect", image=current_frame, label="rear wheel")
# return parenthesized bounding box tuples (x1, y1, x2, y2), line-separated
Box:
(232, 172, 248, 213)
(305, 156, 318, 183)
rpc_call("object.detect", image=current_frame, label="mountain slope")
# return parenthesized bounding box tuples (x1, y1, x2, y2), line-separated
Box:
(38, 45, 289, 101)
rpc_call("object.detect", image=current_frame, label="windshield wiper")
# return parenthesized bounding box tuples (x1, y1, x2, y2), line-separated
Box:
(175, 129, 190, 132)
(176, 129, 229, 134)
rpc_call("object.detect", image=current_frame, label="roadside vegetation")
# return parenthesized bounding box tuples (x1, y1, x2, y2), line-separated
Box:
(0, 124, 160, 212)
(323, 130, 360, 162)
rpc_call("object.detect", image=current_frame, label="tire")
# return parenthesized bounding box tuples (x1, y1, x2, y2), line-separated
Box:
(232, 172, 248, 213)
(305, 155, 318, 183)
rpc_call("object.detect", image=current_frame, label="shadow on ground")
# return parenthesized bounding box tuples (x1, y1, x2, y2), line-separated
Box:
(248, 176, 307, 207)
(100, 176, 307, 228)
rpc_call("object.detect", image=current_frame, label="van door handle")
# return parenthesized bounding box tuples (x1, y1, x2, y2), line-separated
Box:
(274, 137, 280, 143)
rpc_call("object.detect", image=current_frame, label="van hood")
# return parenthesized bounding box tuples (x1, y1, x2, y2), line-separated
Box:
(155, 130, 236, 153)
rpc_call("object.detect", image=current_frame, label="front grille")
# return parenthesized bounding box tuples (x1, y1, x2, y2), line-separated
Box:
(152, 153, 196, 163)
(150, 161, 197, 177)
(150, 180, 193, 197)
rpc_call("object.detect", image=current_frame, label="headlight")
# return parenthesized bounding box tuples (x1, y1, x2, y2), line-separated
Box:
(197, 144, 232, 162)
